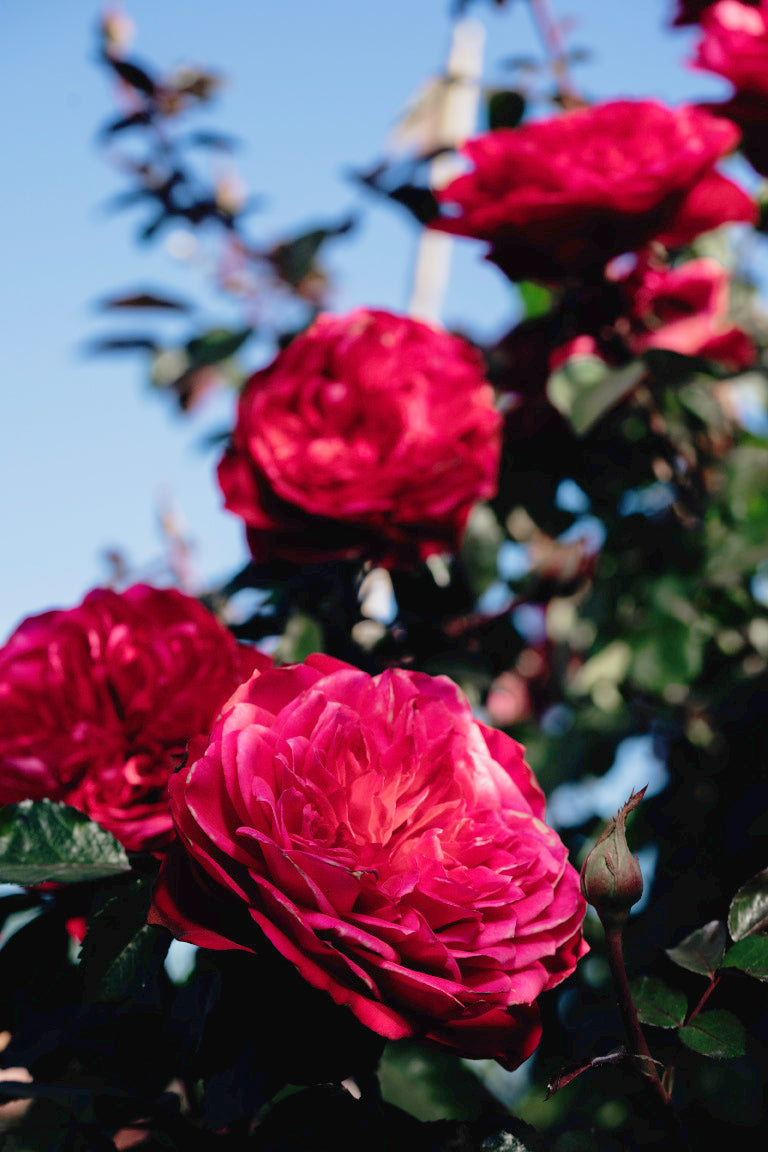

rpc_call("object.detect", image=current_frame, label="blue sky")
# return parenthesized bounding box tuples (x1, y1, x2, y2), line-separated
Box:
(0, 0, 730, 638)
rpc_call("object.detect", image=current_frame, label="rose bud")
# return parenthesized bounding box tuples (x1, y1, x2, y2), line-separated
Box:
(580, 787, 647, 929)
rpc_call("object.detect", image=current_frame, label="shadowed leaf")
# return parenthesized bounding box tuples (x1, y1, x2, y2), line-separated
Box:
(109, 58, 156, 96)
(269, 217, 355, 288)
(80, 869, 170, 1003)
(98, 291, 191, 312)
(666, 920, 727, 977)
(186, 327, 252, 366)
(0, 801, 130, 885)
(188, 130, 239, 151)
(631, 976, 687, 1028)
(86, 336, 159, 354)
(722, 935, 768, 981)
(487, 90, 526, 130)
(678, 1010, 746, 1059)
(729, 866, 768, 940)
(547, 358, 645, 435)
(100, 110, 152, 136)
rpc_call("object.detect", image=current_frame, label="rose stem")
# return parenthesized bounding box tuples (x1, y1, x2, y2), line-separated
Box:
(604, 925, 671, 1107)
(527, 0, 583, 110)
(685, 974, 720, 1026)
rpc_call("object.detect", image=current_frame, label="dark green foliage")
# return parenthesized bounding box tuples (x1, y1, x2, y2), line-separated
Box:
(666, 921, 727, 978)
(728, 867, 768, 941)
(678, 1010, 747, 1060)
(630, 977, 686, 1029)
(0, 802, 130, 885)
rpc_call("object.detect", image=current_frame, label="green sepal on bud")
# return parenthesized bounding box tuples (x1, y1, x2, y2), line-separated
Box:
(580, 787, 647, 929)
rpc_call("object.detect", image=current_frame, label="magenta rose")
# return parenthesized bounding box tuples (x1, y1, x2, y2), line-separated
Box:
(693, 2, 768, 174)
(431, 100, 755, 281)
(149, 654, 587, 1068)
(620, 256, 756, 369)
(217, 308, 501, 568)
(0, 584, 268, 852)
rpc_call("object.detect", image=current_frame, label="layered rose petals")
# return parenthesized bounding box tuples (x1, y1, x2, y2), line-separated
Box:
(431, 100, 755, 281)
(0, 585, 267, 851)
(692, 2, 768, 175)
(217, 309, 502, 568)
(622, 256, 756, 368)
(150, 655, 587, 1068)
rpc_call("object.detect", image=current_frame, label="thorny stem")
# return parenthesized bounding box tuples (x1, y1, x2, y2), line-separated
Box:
(527, 0, 583, 110)
(604, 926, 671, 1108)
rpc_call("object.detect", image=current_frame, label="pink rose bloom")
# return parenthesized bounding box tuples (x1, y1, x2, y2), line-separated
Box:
(620, 256, 756, 369)
(217, 309, 501, 568)
(149, 655, 587, 1068)
(0, 585, 267, 852)
(693, 1, 768, 174)
(431, 101, 755, 281)
(694, 1, 768, 89)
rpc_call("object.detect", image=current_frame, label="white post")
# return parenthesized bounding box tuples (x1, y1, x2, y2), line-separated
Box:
(408, 19, 485, 324)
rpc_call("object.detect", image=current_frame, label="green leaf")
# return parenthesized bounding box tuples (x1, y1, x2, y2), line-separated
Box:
(630, 976, 687, 1029)
(378, 1040, 492, 1121)
(487, 90, 526, 130)
(631, 616, 705, 694)
(275, 613, 324, 666)
(98, 290, 191, 312)
(269, 217, 355, 288)
(678, 1010, 746, 1059)
(642, 348, 712, 385)
(80, 870, 170, 1002)
(186, 327, 252, 366)
(722, 936, 768, 981)
(110, 58, 156, 96)
(666, 920, 727, 977)
(729, 866, 768, 940)
(547, 358, 645, 436)
(0, 801, 130, 885)
(518, 280, 552, 321)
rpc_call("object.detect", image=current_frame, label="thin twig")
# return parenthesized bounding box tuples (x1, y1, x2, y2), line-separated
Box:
(527, 0, 583, 110)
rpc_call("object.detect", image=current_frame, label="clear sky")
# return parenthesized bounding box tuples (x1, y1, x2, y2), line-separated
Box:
(0, 0, 731, 638)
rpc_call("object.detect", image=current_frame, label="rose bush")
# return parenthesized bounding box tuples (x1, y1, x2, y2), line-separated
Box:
(0, 584, 267, 851)
(149, 654, 587, 1067)
(492, 254, 753, 426)
(693, 1, 768, 174)
(430, 100, 755, 281)
(217, 308, 502, 567)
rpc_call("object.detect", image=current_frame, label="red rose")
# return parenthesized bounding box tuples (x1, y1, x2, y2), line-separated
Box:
(620, 256, 756, 369)
(694, 1, 768, 88)
(0, 585, 267, 852)
(431, 101, 755, 281)
(693, 2, 768, 174)
(217, 309, 501, 568)
(149, 655, 587, 1068)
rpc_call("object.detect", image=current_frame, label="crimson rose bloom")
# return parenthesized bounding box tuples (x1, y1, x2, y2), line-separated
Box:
(149, 654, 587, 1067)
(0, 585, 267, 852)
(217, 309, 501, 567)
(620, 256, 756, 369)
(693, 2, 768, 175)
(431, 100, 755, 281)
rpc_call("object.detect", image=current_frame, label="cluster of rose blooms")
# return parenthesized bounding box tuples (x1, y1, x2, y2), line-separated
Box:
(2, 0, 765, 1071)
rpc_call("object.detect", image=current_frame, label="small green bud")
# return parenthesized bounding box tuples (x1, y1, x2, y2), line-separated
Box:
(580, 787, 646, 929)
